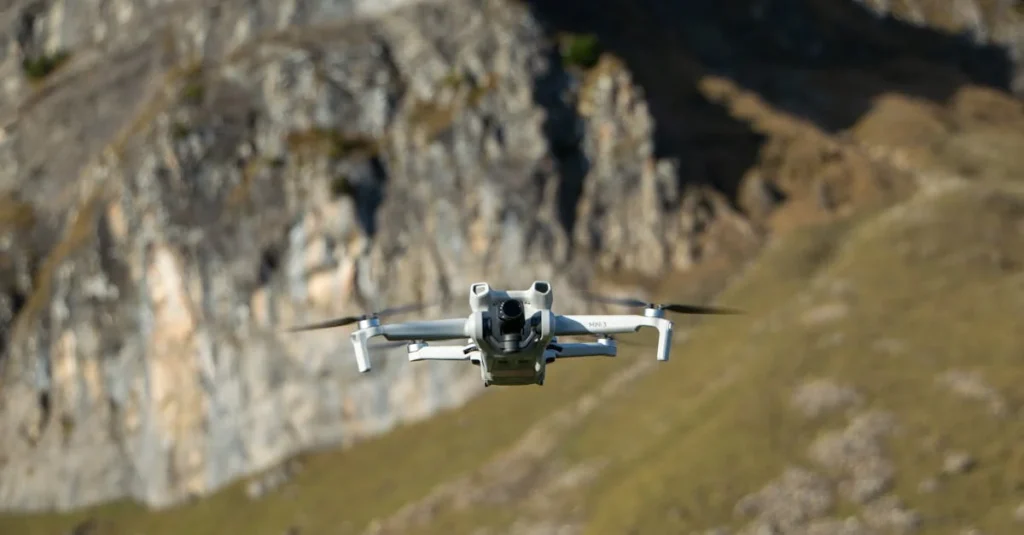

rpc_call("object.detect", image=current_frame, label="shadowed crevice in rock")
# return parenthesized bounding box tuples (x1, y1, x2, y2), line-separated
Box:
(95, 211, 125, 291)
(520, 0, 1015, 207)
(348, 155, 389, 239)
(668, 93, 767, 212)
(523, 1, 770, 214)
(532, 44, 589, 238)
(12, 1, 50, 62)
(257, 247, 280, 286)
(34, 389, 51, 441)
(0, 289, 26, 368)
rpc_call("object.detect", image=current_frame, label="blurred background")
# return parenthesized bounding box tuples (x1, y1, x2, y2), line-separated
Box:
(1, 0, 1023, 533)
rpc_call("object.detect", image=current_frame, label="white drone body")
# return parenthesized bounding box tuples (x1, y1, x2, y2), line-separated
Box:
(347, 281, 673, 387)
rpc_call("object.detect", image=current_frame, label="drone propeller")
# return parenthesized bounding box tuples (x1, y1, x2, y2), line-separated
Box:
(285, 303, 433, 333)
(581, 292, 743, 315)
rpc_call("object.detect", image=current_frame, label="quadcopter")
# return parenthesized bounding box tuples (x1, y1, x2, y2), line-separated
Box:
(287, 281, 740, 387)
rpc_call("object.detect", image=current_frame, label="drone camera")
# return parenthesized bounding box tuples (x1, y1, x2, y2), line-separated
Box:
(497, 299, 525, 332)
(495, 298, 527, 352)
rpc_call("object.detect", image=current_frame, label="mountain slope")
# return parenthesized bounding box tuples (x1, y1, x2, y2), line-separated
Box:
(3, 0, 1024, 531)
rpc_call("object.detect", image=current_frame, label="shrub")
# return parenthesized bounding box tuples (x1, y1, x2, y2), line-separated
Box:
(21, 50, 71, 80)
(559, 33, 603, 70)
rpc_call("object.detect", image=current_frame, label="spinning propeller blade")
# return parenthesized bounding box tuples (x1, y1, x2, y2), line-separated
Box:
(285, 302, 435, 332)
(286, 315, 364, 332)
(660, 303, 743, 315)
(581, 291, 743, 315)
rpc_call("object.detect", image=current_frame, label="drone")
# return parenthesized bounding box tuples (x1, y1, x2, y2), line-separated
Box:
(286, 281, 740, 387)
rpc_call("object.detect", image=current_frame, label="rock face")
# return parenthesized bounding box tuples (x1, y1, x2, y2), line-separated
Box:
(0, 0, 1020, 513)
(0, 0, 754, 511)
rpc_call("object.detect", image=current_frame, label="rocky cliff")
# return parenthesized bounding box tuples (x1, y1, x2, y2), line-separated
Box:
(0, 0, 1020, 514)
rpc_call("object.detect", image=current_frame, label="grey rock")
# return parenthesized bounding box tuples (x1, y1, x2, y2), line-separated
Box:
(936, 369, 1008, 417)
(790, 378, 863, 419)
(799, 302, 849, 327)
(860, 495, 922, 534)
(916, 477, 939, 494)
(942, 451, 976, 475)
(804, 517, 873, 535)
(734, 466, 835, 530)
(807, 411, 898, 504)
(738, 173, 786, 218)
(244, 479, 267, 501)
(506, 520, 581, 535)
(736, 522, 781, 535)
(843, 473, 891, 504)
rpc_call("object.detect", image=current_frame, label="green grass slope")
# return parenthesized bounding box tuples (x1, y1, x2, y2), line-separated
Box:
(560, 180, 1024, 534)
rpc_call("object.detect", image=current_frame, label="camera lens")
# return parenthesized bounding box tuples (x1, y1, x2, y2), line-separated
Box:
(496, 299, 526, 338)
(499, 299, 524, 320)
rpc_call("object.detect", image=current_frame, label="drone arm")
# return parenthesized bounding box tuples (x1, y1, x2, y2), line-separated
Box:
(553, 314, 673, 361)
(553, 314, 651, 335)
(407, 345, 474, 362)
(379, 319, 469, 341)
(349, 319, 469, 373)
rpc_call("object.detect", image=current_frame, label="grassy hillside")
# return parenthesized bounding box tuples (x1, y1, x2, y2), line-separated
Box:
(4, 173, 1023, 535)
(391, 178, 1024, 535)
(561, 180, 1024, 535)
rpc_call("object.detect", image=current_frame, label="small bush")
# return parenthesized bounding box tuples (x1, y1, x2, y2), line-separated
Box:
(179, 64, 205, 105)
(0, 195, 36, 231)
(170, 122, 191, 140)
(559, 33, 603, 70)
(181, 81, 204, 105)
(284, 128, 379, 160)
(329, 175, 355, 198)
(21, 50, 71, 80)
